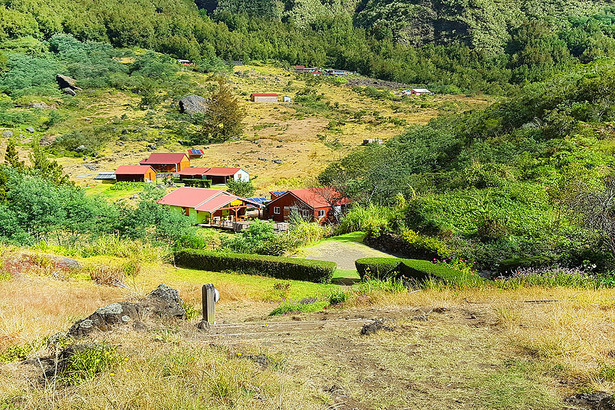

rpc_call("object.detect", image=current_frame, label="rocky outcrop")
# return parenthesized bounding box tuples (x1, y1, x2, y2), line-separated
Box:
(68, 284, 186, 337)
(56, 74, 80, 96)
(179, 94, 209, 115)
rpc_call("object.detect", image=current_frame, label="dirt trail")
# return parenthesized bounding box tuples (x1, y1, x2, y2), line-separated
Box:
(296, 239, 394, 270)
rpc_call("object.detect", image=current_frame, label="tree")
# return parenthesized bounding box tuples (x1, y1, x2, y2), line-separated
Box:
(198, 77, 244, 143)
(30, 142, 71, 185)
(226, 179, 254, 197)
(4, 139, 25, 171)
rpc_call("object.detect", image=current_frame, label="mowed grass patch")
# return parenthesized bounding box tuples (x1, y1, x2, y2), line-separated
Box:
(83, 183, 147, 201)
(161, 267, 339, 303)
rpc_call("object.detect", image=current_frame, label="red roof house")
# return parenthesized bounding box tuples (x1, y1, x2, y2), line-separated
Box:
(266, 187, 350, 224)
(250, 93, 279, 103)
(178, 167, 210, 180)
(114, 165, 156, 182)
(158, 187, 262, 224)
(203, 167, 249, 184)
(140, 153, 190, 173)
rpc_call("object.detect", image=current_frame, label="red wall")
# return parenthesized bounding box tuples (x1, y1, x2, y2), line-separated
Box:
(267, 195, 332, 224)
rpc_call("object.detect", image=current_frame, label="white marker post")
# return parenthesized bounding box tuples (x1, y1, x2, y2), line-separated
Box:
(200, 283, 218, 329)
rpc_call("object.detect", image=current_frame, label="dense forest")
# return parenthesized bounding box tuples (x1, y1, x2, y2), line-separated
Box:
(3, 0, 615, 91)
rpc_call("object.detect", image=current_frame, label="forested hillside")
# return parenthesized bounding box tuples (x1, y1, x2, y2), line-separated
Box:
(3, 0, 615, 91)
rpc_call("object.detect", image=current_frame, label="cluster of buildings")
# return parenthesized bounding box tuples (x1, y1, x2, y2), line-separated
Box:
(104, 152, 249, 184)
(156, 186, 350, 228)
(97, 151, 350, 228)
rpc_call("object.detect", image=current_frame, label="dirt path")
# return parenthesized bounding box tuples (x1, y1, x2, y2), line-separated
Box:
(295, 237, 395, 270)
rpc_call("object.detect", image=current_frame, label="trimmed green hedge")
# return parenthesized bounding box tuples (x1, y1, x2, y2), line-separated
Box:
(355, 257, 485, 287)
(175, 249, 336, 283)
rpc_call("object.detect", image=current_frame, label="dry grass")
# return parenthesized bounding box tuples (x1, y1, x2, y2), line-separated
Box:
(2, 263, 614, 408)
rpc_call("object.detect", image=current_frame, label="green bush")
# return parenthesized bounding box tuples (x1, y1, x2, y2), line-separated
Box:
(400, 229, 450, 260)
(58, 344, 120, 386)
(498, 255, 558, 275)
(355, 257, 485, 287)
(175, 249, 336, 283)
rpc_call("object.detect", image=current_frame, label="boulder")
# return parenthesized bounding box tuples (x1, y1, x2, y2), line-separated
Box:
(179, 95, 209, 115)
(56, 74, 79, 90)
(67, 284, 186, 337)
(25, 126, 35, 133)
(360, 319, 394, 335)
(29, 102, 54, 110)
(62, 87, 77, 96)
(2, 131, 13, 138)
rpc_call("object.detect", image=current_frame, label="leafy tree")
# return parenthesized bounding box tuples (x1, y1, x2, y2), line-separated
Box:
(198, 77, 244, 142)
(30, 142, 71, 185)
(4, 139, 24, 171)
(226, 179, 255, 197)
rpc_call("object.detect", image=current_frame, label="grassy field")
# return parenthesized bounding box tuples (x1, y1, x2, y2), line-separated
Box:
(2, 64, 492, 196)
(1, 246, 615, 408)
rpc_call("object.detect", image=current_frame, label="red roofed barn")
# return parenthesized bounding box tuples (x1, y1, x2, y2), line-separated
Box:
(266, 187, 350, 224)
(140, 153, 190, 173)
(114, 165, 156, 182)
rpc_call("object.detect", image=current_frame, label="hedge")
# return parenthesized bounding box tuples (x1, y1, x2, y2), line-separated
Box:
(355, 257, 485, 287)
(175, 249, 336, 283)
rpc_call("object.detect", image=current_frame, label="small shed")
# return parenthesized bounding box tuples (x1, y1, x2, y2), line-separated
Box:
(188, 149, 205, 159)
(251, 93, 279, 103)
(140, 152, 190, 173)
(115, 165, 157, 183)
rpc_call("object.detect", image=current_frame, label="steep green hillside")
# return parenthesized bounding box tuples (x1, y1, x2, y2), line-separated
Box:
(2, 0, 615, 90)
(322, 59, 615, 271)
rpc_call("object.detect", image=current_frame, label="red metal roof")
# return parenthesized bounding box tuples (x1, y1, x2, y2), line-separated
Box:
(251, 93, 278, 97)
(114, 165, 155, 175)
(178, 167, 210, 176)
(140, 153, 188, 165)
(157, 187, 221, 208)
(195, 193, 238, 213)
(203, 167, 241, 177)
(270, 187, 350, 209)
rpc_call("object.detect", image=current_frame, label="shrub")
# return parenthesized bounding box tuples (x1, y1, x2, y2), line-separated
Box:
(498, 255, 558, 275)
(400, 229, 450, 260)
(355, 257, 485, 287)
(57, 344, 120, 386)
(328, 290, 349, 305)
(175, 249, 336, 283)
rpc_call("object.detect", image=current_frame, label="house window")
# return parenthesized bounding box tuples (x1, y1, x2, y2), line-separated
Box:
(318, 210, 326, 218)
(274, 206, 281, 214)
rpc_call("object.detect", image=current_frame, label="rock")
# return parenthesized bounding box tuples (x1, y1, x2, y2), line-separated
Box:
(121, 129, 128, 135)
(147, 144, 156, 150)
(76, 145, 87, 152)
(84, 117, 91, 122)
(412, 313, 429, 321)
(68, 302, 142, 337)
(83, 164, 97, 171)
(360, 319, 394, 335)
(56, 74, 79, 90)
(29, 102, 54, 110)
(117, 141, 124, 146)
(62, 87, 77, 96)
(566, 392, 615, 410)
(272, 159, 283, 164)
(179, 95, 209, 115)
(55, 257, 81, 270)
(25, 126, 35, 133)
(2, 131, 13, 138)
(67, 284, 186, 337)
(258, 157, 268, 162)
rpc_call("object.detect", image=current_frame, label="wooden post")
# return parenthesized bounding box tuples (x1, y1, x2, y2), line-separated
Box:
(202, 283, 216, 325)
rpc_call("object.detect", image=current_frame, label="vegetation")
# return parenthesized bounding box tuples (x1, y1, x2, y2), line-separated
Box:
(175, 248, 337, 283)
(323, 60, 615, 273)
(355, 257, 484, 287)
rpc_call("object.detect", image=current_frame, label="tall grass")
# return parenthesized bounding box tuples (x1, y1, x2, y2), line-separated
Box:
(33, 234, 171, 264)
(336, 204, 399, 236)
